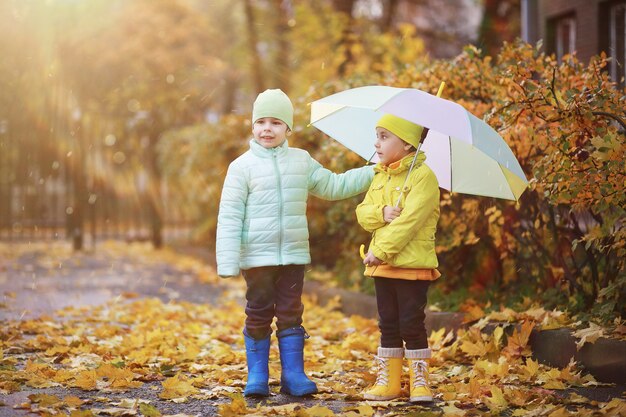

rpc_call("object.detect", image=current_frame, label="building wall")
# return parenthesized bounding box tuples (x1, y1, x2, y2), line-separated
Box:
(537, 0, 602, 63)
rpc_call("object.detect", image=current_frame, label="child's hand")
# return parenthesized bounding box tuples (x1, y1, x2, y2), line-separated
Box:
(363, 251, 382, 267)
(383, 205, 402, 223)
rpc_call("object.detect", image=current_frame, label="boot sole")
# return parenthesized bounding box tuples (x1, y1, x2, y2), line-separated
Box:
(363, 393, 401, 401)
(244, 385, 270, 397)
(244, 390, 270, 397)
(410, 395, 433, 402)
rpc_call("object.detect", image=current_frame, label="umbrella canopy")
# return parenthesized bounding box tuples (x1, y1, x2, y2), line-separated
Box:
(310, 86, 528, 201)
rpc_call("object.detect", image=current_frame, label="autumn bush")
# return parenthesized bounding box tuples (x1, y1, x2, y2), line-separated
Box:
(159, 41, 625, 321)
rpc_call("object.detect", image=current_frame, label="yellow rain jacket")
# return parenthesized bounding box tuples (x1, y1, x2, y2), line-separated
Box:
(356, 152, 440, 277)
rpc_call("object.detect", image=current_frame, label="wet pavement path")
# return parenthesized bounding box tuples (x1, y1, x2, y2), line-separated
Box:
(0, 243, 380, 416)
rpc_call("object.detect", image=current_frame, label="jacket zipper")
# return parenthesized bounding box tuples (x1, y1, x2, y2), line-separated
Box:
(272, 152, 284, 265)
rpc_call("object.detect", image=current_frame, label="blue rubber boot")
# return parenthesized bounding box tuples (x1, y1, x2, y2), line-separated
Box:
(277, 326, 318, 396)
(243, 330, 270, 397)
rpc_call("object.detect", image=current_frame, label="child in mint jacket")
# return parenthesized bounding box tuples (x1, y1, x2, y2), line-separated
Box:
(216, 89, 373, 397)
(356, 114, 440, 403)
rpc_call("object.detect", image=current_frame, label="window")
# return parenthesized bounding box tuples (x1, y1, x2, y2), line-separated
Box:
(547, 13, 577, 61)
(554, 15, 576, 60)
(609, 2, 626, 83)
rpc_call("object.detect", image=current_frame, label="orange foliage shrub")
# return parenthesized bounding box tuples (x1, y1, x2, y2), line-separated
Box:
(160, 42, 625, 320)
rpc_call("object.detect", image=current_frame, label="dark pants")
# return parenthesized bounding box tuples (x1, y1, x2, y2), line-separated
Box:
(242, 265, 305, 340)
(374, 278, 430, 350)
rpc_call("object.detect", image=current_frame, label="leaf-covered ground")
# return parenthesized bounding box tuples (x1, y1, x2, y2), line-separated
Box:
(0, 242, 624, 416)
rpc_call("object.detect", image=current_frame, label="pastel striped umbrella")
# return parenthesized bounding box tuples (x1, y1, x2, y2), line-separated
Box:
(310, 85, 528, 201)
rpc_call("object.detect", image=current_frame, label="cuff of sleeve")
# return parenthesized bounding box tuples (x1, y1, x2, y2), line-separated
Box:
(218, 265, 240, 277)
(371, 245, 389, 263)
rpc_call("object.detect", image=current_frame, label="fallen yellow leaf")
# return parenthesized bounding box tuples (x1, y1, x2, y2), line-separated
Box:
(572, 323, 604, 350)
(159, 374, 199, 400)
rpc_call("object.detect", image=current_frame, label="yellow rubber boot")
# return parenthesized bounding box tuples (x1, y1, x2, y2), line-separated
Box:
(363, 347, 404, 401)
(406, 348, 433, 402)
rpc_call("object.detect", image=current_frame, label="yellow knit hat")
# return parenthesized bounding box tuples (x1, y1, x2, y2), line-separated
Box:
(376, 114, 424, 148)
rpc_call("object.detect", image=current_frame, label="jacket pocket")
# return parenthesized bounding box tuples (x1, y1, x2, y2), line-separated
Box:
(391, 184, 411, 208)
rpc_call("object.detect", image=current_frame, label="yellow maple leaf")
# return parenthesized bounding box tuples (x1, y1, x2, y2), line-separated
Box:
(468, 377, 482, 398)
(486, 307, 518, 322)
(139, 403, 162, 417)
(557, 358, 585, 384)
(217, 394, 248, 416)
(440, 403, 466, 416)
(300, 405, 335, 417)
(572, 322, 604, 350)
(27, 393, 62, 408)
(600, 398, 626, 416)
(460, 328, 496, 357)
(543, 380, 567, 390)
(73, 369, 97, 390)
(474, 358, 509, 378)
(96, 363, 142, 389)
(492, 326, 504, 348)
(341, 405, 374, 417)
(159, 374, 199, 400)
(503, 321, 534, 359)
(521, 306, 548, 321)
(70, 410, 95, 417)
(485, 386, 508, 412)
(505, 386, 532, 407)
(53, 369, 75, 384)
(462, 304, 485, 323)
(45, 345, 71, 356)
(64, 396, 84, 408)
(540, 309, 570, 330)
(428, 328, 446, 348)
(521, 357, 540, 380)
(440, 385, 457, 401)
(23, 361, 57, 388)
(547, 406, 573, 417)
(460, 338, 489, 357)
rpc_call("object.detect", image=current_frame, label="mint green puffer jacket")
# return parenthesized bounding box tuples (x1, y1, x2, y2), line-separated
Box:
(216, 139, 374, 277)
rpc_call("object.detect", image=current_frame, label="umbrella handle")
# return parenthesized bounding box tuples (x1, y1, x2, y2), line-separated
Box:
(436, 81, 446, 98)
(393, 81, 446, 207)
(359, 244, 366, 260)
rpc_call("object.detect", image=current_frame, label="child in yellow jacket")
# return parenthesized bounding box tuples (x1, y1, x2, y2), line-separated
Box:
(356, 113, 440, 403)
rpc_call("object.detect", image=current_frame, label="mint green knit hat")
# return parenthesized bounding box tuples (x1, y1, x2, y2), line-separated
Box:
(252, 89, 294, 130)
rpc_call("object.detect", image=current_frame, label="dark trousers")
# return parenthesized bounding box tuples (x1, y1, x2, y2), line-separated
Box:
(374, 278, 430, 350)
(242, 265, 305, 340)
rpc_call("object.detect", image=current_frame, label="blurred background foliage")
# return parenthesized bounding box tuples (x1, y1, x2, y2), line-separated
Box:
(0, 0, 623, 321)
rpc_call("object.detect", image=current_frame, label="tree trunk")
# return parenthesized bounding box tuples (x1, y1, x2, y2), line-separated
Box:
(381, 0, 399, 32)
(221, 72, 239, 115)
(271, 0, 291, 92)
(478, 0, 520, 56)
(332, 0, 354, 15)
(146, 135, 163, 249)
(243, 0, 265, 93)
(332, 0, 356, 77)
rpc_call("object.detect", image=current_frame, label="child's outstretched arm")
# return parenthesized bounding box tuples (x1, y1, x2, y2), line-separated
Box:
(369, 169, 439, 263)
(308, 157, 374, 201)
(216, 163, 248, 277)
